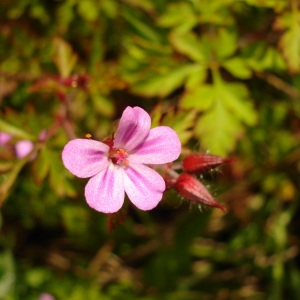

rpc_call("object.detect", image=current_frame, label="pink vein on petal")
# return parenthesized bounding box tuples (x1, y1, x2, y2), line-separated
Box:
(85, 163, 125, 213)
(130, 126, 181, 164)
(114, 107, 151, 151)
(62, 139, 109, 178)
(124, 163, 165, 211)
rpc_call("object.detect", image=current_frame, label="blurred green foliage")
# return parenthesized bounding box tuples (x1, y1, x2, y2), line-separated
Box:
(0, 0, 300, 299)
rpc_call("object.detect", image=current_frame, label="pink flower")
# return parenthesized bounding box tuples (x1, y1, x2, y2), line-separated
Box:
(62, 106, 181, 213)
(38, 293, 55, 300)
(15, 140, 34, 158)
(0, 132, 34, 158)
(0, 132, 12, 145)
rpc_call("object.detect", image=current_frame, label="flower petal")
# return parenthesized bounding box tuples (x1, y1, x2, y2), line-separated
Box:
(85, 163, 125, 213)
(124, 163, 165, 210)
(114, 106, 151, 151)
(62, 139, 109, 178)
(130, 126, 181, 164)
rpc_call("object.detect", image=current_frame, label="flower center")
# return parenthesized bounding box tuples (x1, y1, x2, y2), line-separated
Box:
(109, 148, 129, 167)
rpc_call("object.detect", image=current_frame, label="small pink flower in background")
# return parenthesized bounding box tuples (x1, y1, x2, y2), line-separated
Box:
(62, 106, 181, 213)
(15, 140, 34, 158)
(0, 130, 46, 159)
(0, 132, 34, 159)
(38, 293, 55, 300)
(0, 132, 12, 145)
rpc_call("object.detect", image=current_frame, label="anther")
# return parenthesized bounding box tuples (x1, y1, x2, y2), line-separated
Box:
(110, 148, 129, 167)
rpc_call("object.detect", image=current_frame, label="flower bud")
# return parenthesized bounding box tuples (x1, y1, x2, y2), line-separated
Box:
(182, 153, 234, 174)
(175, 173, 226, 211)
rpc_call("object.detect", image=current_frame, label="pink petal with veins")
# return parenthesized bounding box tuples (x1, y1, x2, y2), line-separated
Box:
(114, 107, 151, 151)
(85, 163, 125, 213)
(124, 163, 165, 210)
(62, 139, 109, 178)
(130, 126, 181, 164)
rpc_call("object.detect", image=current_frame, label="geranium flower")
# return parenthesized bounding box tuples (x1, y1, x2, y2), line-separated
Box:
(62, 106, 181, 213)
(0, 132, 34, 158)
(15, 140, 34, 158)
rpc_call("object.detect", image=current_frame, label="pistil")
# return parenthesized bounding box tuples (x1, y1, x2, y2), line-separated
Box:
(109, 148, 129, 167)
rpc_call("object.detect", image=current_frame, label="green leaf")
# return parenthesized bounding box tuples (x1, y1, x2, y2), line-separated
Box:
(0, 156, 28, 205)
(216, 81, 257, 126)
(244, 0, 287, 10)
(182, 74, 257, 126)
(0, 160, 14, 173)
(25, 268, 51, 288)
(53, 37, 78, 78)
(0, 118, 34, 140)
(195, 100, 242, 155)
(185, 64, 207, 88)
(274, 9, 300, 73)
(151, 104, 197, 145)
(90, 88, 115, 117)
(122, 8, 161, 42)
(215, 27, 237, 59)
(132, 64, 195, 97)
(222, 57, 252, 79)
(0, 251, 15, 298)
(180, 84, 215, 111)
(170, 31, 204, 62)
(32, 146, 50, 184)
(130, 75, 163, 97)
(161, 108, 197, 145)
(195, 0, 236, 25)
(158, 3, 197, 33)
(213, 72, 257, 125)
(29, 4, 50, 24)
(121, 0, 154, 14)
(150, 103, 163, 128)
(48, 150, 76, 198)
(159, 65, 198, 97)
(184, 73, 257, 155)
(61, 205, 89, 235)
(77, 0, 99, 22)
(261, 46, 286, 70)
(243, 42, 285, 71)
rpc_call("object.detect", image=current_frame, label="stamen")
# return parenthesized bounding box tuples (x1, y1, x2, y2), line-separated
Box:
(109, 148, 129, 167)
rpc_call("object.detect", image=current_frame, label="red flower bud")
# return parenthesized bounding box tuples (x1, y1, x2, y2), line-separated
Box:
(182, 153, 234, 174)
(174, 173, 226, 212)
